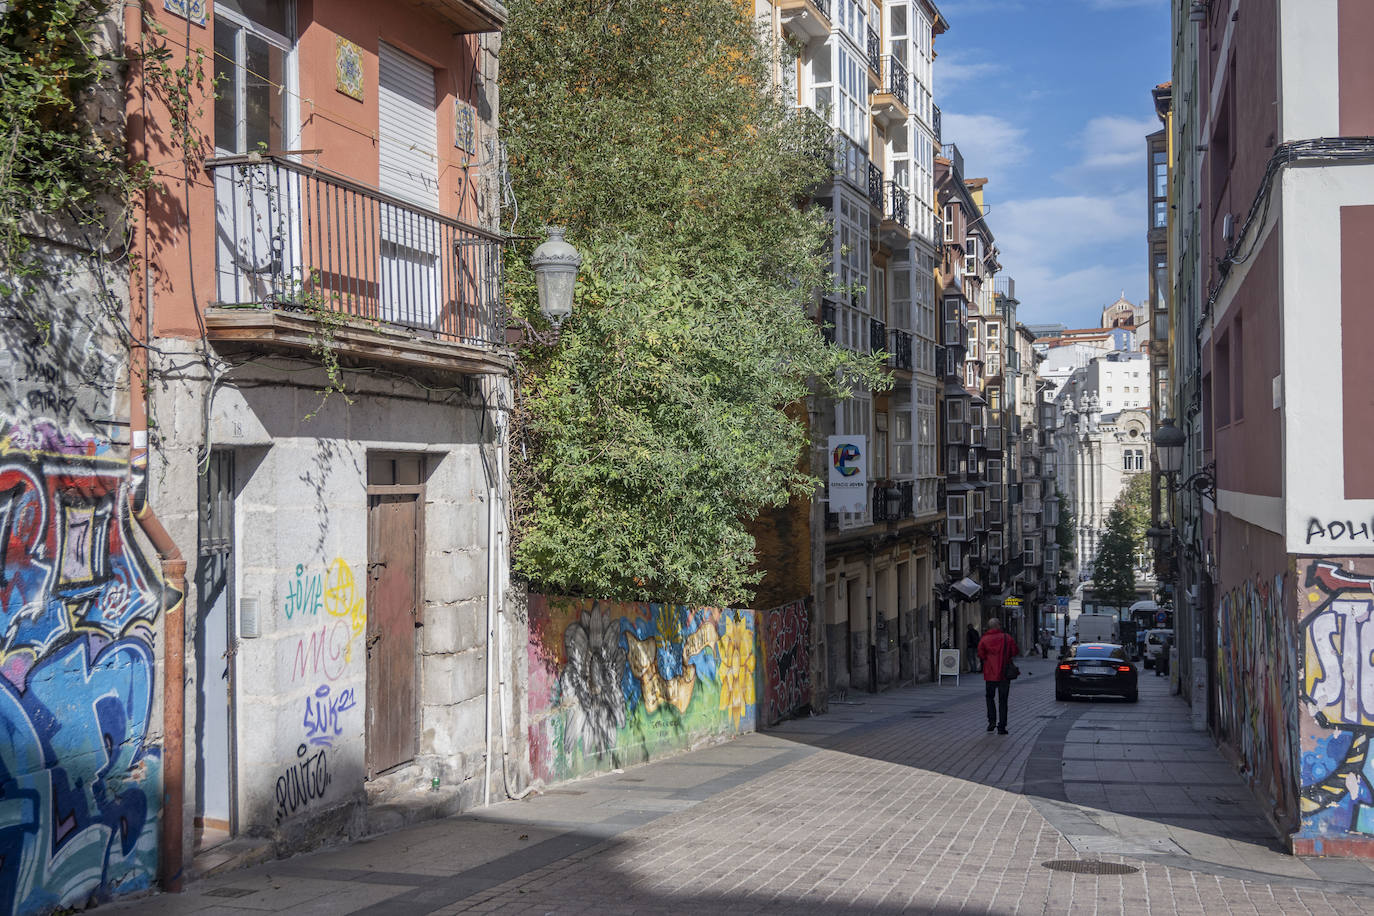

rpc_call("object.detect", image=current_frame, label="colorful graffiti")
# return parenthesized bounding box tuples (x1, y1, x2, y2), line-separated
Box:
(761, 599, 811, 726)
(1296, 560, 1374, 842)
(1215, 572, 1298, 830)
(527, 596, 758, 783)
(0, 424, 164, 915)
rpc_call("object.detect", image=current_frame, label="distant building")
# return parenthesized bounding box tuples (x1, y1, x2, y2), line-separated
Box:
(1100, 294, 1146, 330)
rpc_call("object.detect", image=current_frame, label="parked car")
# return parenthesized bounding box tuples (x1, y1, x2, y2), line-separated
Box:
(1056, 643, 1138, 702)
(1143, 628, 1173, 669)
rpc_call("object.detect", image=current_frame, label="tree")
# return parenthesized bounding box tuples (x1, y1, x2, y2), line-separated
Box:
(1093, 505, 1138, 614)
(1055, 488, 1075, 594)
(501, 0, 888, 606)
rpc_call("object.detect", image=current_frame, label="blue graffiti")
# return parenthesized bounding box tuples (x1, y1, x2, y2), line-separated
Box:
(302, 684, 357, 748)
(0, 638, 160, 914)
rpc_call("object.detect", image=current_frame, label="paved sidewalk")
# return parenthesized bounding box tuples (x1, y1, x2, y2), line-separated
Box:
(107, 656, 1374, 914)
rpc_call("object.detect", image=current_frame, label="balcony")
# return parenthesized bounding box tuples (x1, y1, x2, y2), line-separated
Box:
(932, 103, 942, 143)
(778, 0, 831, 42)
(993, 276, 1016, 302)
(882, 181, 910, 236)
(874, 481, 914, 522)
(869, 318, 887, 355)
(940, 143, 964, 178)
(870, 56, 911, 130)
(891, 330, 913, 371)
(867, 161, 885, 211)
(415, 0, 507, 33)
(866, 27, 882, 81)
(206, 155, 507, 375)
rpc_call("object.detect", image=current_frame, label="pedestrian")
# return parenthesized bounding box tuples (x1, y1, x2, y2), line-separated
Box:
(1156, 634, 1172, 678)
(1039, 629, 1050, 659)
(965, 623, 980, 673)
(977, 619, 1019, 735)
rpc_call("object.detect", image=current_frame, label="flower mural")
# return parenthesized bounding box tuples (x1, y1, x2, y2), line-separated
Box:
(718, 613, 756, 728)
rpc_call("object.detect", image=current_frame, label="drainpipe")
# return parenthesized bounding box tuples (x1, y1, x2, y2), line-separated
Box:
(125, 1, 188, 892)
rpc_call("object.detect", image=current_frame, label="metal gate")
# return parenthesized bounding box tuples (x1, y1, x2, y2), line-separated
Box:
(195, 450, 236, 848)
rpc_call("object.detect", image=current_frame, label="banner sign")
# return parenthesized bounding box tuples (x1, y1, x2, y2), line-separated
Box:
(827, 436, 868, 513)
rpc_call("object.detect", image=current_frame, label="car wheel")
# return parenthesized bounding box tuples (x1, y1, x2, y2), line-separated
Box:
(1125, 690, 1138, 703)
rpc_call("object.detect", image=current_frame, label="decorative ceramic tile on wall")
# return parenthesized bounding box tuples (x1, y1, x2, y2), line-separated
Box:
(163, 0, 206, 25)
(335, 37, 365, 102)
(454, 100, 476, 154)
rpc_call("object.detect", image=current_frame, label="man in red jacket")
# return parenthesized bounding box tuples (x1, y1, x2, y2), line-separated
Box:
(977, 619, 1019, 735)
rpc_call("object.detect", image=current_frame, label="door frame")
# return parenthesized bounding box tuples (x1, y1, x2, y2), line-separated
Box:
(364, 481, 425, 779)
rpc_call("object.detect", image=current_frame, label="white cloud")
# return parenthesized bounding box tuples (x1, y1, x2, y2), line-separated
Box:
(994, 190, 1140, 265)
(1002, 262, 1147, 328)
(940, 112, 1029, 174)
(934, 50, 1003, 93)
(1076, 115, 1160, 170)
(1083, 0, 1164, 8)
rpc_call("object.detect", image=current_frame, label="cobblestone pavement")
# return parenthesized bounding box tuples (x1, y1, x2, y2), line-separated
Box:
(109, 656, 1374, 914)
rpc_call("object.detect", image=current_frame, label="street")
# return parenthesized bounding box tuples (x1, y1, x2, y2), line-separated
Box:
(108, 658, 1374, 915)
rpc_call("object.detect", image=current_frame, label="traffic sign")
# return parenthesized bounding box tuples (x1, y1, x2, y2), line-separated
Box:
(1057, 596, 1070, 607)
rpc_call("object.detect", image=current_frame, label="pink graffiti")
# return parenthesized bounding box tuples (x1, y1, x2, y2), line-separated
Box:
(290, 620, 351, 683)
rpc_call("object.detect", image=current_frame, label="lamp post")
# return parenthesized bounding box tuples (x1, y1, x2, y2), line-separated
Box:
(530, 226, 582, 335)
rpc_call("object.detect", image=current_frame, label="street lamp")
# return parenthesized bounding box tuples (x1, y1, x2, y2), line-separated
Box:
(1154, 417, 1186, 476)
(531, 226, 582, 330)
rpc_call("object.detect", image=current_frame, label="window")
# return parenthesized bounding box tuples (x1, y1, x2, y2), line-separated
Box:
(894, 409, 913, 477)
(214, 0, 293, 154)
(1123, 448, 1145, 471)
(1214, 330, 1232, 426)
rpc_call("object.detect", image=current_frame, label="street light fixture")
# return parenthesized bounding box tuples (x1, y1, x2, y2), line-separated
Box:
(531, 226, 582, 330)
(1154, 417, 1186, 476)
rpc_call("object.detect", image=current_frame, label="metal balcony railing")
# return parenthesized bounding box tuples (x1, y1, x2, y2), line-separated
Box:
(208, 156, 504, 347)
(932, 103, 942, 143)
(891, 329, 913, 370)
(874, 481, 914, 522)
(869, 318, 887, 355)
(886, 181, 910, 229)
(883, 56, 910, 109)
(940, 143, 964, 178)
(994, 276, 1016, 301)
(866, 26, 881, 75)
(813, 0, 832, 18)
(867, 161, 885, 210)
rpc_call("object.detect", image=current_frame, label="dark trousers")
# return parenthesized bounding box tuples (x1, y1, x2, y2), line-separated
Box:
(985, 679, 1010, 728)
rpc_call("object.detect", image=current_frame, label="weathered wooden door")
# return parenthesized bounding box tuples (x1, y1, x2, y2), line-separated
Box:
(366, 493, 420, 776)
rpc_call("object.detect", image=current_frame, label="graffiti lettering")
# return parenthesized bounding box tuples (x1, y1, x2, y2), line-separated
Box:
(762, 599, 811, 727)
(302, 684, 357, 747)
(284, 563, 323, 619)
(1306, 519, 1374, 545)
(23, 390, 77, 418)
(290, 620, 352, 684)
(0, 423, 162, 916)
(274, 743, 332, 821)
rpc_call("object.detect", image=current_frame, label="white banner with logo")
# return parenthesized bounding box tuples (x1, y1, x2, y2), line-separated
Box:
(827, 435, 867, 513)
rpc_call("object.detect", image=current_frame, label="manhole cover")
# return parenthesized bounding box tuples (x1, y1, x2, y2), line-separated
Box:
(203, 887, 258, 899)
(1041, 860, 1140, 875)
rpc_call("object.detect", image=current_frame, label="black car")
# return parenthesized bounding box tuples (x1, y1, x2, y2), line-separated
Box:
(1056, 643, 1138, 702)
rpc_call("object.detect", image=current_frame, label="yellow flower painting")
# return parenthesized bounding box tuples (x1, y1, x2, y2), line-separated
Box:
(718, 614, 755, 726)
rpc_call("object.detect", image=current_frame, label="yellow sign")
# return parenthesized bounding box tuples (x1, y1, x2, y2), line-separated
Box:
(1003, 597, 1022, 607)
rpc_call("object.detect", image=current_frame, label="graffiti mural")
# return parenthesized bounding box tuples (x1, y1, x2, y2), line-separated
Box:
(1215, 573, 1298, 830)
(760, 598, 811, 727)
(0, 422, 164, 916)
(1295, 559, 1374, 845)
(527, 596, 758, 783)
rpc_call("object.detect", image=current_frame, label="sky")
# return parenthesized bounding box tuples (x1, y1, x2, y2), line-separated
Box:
(932, 0, 1171, 330)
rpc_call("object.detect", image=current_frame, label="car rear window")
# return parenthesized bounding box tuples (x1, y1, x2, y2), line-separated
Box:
(1074, 645, 1124, 659)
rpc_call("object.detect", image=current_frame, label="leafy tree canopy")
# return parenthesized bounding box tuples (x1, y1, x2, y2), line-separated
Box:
(1093, 504, 1138, 612)
(501, 0, 888, 605)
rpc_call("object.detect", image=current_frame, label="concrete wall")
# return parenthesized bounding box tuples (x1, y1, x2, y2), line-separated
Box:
(147, 353, 520, 853)
(526, 595, 758, 784)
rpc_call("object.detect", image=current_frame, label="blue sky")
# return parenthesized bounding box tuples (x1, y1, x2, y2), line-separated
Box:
(932, 0, 1170, 329)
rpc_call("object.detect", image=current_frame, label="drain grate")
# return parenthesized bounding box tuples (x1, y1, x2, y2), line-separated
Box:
(1041, 860, 1140, 876)
(203, 887, 258, 899)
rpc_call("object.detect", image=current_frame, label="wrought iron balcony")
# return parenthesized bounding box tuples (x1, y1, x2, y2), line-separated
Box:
(885, 56, 910, 109)
(867, 161, 885, 210)
(866, 26, 881, 76)
(885, 181, 910, 229)
(932, 103, 942, 143)
(891, 329, 913, 370)
(869, 318, 887, 355)
(207, 155, 504, 355)
(778, 0, 832, 41)
(874, 481, 914, 522)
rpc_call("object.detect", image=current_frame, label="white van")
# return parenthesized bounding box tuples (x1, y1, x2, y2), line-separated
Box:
(1074, 613, 1120, 645)
(1144, 629, 1173, 668)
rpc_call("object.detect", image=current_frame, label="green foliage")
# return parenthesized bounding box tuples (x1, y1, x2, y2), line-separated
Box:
(1116, 472, 1151, 545)
(0, 0, 134, 284)
(1093, 505, 1138, 612)
(1055, 488, 1075, 573)
(502, 0, 888, 604)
